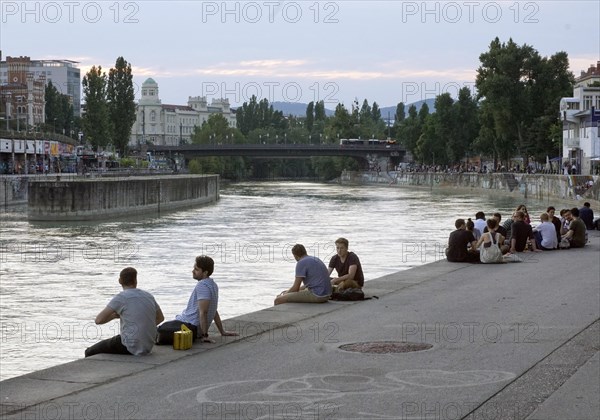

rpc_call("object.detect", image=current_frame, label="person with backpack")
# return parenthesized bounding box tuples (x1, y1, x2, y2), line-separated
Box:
(476, 218, 505, 263)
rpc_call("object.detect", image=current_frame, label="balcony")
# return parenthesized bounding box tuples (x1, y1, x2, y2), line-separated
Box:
(564, 137, 580, 148)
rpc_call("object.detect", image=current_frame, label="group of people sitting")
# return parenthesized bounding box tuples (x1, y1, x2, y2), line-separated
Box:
(85, 238, 364, 358)
(446, 203, 593, 264)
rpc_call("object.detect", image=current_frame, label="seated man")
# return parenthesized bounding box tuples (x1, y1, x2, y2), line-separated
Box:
(85, 267, 164, 357)
(274, 244, 331, 305)
(562, 208, 587, 248)
(579, 202, 594, 230)
(510, 211, 541, 253)
(445, 218, 480, 263)
(328, 237, 364, 290)
(157, 255, 237, 344)
(533, 212, 558, 250)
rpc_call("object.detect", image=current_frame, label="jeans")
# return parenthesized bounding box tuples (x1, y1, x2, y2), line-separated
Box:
(85, 335, 132, 357)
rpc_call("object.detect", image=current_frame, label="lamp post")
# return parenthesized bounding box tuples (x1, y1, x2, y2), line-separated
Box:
(53, 118, 57, 134)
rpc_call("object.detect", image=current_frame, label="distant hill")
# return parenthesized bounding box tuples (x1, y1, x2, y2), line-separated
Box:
(271, 102, 334, 117)
(379, 98, 437, 121)
(271, 98, 436, 119)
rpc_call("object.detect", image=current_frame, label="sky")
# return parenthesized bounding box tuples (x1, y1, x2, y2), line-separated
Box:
(1, 0, 599, 110)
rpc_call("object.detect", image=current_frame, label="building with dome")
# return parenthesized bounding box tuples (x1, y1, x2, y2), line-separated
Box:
(129, 78, 236, 147)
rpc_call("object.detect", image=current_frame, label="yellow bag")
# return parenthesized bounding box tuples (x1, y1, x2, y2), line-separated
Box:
(173, 324, 193, 350)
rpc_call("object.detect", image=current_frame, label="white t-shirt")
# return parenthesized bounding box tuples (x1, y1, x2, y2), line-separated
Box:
(536, 221, 558, 249)
(176, 278, 219, 332)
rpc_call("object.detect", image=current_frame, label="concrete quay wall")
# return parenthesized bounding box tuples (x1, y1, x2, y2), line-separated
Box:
(345, 171, 600, 208)
(27, 175, 220, 221)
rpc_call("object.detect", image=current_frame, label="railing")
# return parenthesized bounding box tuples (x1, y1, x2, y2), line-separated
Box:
(564, 137, 580, 148)
(0, 130, 77, 145)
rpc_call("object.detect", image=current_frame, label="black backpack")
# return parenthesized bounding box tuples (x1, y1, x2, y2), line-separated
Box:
(331, 288, 369, 301)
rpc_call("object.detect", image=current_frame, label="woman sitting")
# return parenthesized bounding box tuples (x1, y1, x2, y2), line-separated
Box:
(476, 218, 505, 263)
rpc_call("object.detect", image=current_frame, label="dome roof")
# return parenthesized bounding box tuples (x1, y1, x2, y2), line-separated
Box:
(142, 78, 157, 85)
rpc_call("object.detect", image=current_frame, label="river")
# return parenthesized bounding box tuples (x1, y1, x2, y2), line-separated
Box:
(0, 181, 554, 381)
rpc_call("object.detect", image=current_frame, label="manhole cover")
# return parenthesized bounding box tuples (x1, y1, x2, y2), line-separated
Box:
(339, 341, 433, 354)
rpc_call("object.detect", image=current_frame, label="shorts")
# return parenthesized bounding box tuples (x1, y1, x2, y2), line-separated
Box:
(284, 289, 330, 303)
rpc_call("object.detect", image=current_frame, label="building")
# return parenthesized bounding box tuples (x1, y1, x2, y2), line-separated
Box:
(130, 78, 237, 147)
(0, 55, 81, 117)
(560, 61, 600, 174)
(0, 56, 47, 131)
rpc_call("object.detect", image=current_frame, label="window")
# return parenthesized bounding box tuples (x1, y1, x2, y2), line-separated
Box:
(150, 111, 156, 122)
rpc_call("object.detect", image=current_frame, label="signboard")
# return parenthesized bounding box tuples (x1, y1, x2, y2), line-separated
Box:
(13, 140, 25, 153)
(35, 140, 44, 154)
(0, 139, 11, 152)
(26, 140, 35, 153)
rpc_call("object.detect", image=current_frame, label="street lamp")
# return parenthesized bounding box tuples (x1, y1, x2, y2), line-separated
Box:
(53, 118, 57, 133)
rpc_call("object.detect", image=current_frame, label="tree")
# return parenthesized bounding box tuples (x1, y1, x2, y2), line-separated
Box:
(452, 87, 480, 163)
(82, 66, 111, 150)
(397, 105, 421, 154)
(305, 101, 315, 132)
(476, 38, 574, 164)
(107, 57, 136, 155)
(314, 100, 326, 121)
(394, 102, 405, 124)
(236, 95, 286, 136)
(45, 81, 74, 135)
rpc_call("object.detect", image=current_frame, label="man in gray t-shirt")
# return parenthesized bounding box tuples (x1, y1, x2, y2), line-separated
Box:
(85, 267, 164, 357)
(274, 244, 332, 305)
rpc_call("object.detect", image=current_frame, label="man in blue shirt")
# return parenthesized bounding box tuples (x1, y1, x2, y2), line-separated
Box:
(274, 244, 332, 305)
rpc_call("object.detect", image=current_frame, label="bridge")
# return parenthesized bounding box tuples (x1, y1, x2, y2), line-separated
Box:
(145, 143, 406, 163)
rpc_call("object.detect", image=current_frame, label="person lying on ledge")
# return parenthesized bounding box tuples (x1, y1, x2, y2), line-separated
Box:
(85, 267, 164, 357)
(328, 237, 364, 291)
(274, 244, 331, 305)
(157, 255, 237, 344)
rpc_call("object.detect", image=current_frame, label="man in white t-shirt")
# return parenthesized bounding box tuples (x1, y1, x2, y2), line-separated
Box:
(157, 255, 238, 344)
(85, 267, 164, 357)
(533, 213, 558, 250)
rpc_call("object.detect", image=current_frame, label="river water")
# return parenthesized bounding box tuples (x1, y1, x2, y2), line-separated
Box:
(0, 181, 553, 381)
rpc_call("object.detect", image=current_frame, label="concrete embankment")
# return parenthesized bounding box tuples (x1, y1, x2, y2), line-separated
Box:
(345, 171, 600, 209)
(26, 175, 220, 221)
(1, 232, 598, 419)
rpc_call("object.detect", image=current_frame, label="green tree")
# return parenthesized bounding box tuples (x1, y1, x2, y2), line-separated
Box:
(314, 100, 326, 121)
(452, 87, 480, 163)
(476, 38, 574, 164)
(397, 105, 421, 154)
(44, 81, 74, 135)
(107, 57, 136, 155)
(236, 95, 286, 136)
(305, 101, 315, 132)
(82, 66, 111, 150)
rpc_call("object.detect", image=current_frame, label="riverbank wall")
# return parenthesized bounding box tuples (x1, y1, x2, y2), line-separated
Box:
(343, 171, 600, 208)
(27, 175, 220, 221)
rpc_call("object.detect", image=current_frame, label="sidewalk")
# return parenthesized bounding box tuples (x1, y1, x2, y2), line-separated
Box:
(1, 233, 599, 419)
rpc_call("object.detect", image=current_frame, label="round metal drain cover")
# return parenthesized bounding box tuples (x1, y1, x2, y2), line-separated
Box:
(339, 341, 433, 354)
